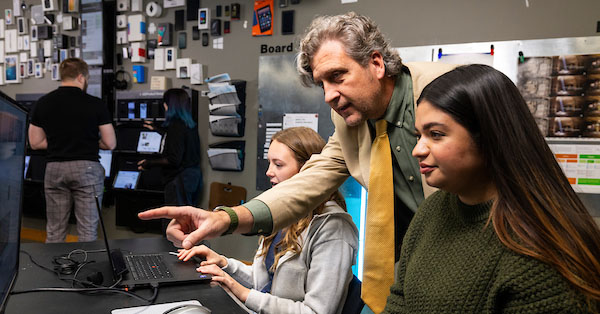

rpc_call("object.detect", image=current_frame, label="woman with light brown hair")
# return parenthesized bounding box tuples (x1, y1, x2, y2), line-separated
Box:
(178, 127, 358, 314)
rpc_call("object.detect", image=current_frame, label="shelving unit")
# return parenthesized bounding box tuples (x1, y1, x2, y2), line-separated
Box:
(111, 89, 198, 232)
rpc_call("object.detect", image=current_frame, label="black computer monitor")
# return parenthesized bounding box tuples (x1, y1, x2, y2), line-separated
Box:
(0, 91, 27, 313)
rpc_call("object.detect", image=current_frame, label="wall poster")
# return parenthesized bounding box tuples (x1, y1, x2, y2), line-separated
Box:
(518, 54, 600, 193)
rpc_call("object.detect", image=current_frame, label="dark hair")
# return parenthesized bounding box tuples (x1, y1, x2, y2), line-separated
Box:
(163, 88, 196, 129)
(59, 58, 88, 81)
(418, 64, 600, 308)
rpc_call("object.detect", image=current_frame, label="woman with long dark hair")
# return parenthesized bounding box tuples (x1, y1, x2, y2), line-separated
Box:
(384, 64, 600, 313)
(138, 88, 202, 207)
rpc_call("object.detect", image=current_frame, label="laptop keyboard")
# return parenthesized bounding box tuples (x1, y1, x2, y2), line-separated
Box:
(125, 254, 174, 281)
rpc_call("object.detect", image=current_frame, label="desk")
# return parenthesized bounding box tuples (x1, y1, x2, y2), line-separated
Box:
(5, 238, 249, 314)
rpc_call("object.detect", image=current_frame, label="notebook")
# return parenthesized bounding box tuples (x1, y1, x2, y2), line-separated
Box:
(112, 170, 140, 190)
(94, 196, 211, 288)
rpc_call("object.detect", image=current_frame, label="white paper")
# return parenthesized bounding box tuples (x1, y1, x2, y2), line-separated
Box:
(163, 0, 185, 8)
(154, 47, 165, 70)
(43, 40, 52, 57)
(283, 113, 319, 132)
(212, 37, 223, 50)
(5, 30, 17, 52)
(131, 0, 143, 12)
(208, 82, 236, 95)
(190, 63, 204, 85)
(116, 0, 129, 12)
(207, 148, 242, 170)
(116, 15, 127, 29)
(205, 73, 230, 83)
(176, 58, 191, 78)
(0, 41, 4, 63)
(131, 41, 146, 63)
(12, 0, 21, 17)
(436, 52, 494, 66)
(127, 14, 146, 42)
(29, 41, 36, 57)
(112, 300, 204, 314)
(164, 47, 176, 69)
(209, 103, 238, 115)
(116, 30, 128, 45)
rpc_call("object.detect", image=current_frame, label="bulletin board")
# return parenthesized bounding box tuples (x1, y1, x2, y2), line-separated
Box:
(256, 54, 335, 190)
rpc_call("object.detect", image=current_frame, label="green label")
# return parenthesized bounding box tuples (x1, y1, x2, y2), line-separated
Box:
(577, 178, 600, 185)
(579, 154, 600, 160)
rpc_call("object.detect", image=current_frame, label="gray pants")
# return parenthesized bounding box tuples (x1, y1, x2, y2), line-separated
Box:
(44, 160, 105, 243)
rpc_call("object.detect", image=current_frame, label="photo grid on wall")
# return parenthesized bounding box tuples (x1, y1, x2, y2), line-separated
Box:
(517, 55, 600, 191)
(517, 54, 600, 138)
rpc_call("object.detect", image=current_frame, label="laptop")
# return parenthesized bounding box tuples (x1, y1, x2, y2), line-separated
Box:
(0, 91, 27, 313)
(94, 196, 211, 289)
(113, 170, 141, 190)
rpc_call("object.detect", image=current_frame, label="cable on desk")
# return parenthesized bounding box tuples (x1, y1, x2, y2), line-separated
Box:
(10, 285, 159, 303)
(17, 250, 159, 304)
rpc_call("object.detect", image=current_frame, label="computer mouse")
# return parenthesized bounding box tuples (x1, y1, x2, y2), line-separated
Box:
(163, 304, 212, 314)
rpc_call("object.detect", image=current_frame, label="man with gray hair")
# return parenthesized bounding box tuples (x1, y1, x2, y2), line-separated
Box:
(140, 12, 454, 313)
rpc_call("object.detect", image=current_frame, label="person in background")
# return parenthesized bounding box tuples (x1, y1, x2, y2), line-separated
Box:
(28, 58, 116, 243)
(139, 13, 455, 312)
(385, 64, 600, 313)
(138, 88, 202, 208)
(178, 127, 358, 314)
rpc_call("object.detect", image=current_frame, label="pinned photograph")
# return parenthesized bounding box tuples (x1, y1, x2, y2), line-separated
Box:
(5, 9, 12, 25)
(44, 57, 51, 71)
(27, 59, 34, 76)
(59, 49, 68, 62)
(23, 35, 29, 50)
(51, 63, 59, 80)
(34, 62, 42, 78)
(5, 29, 17, 53)
(31, 25, 38, 41)
(17, 17, 27, 35)
(5, 54, 19, 83)
(19, 62, 26, 78)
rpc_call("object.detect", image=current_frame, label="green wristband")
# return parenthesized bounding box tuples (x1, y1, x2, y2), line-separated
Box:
(214, 206, 238, 236)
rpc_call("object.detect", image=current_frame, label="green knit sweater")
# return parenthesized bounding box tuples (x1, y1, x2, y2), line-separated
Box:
(383, 191, 591, 313)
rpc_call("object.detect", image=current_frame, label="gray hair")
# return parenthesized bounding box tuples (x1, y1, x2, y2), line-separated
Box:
(296, 12, 403, 87)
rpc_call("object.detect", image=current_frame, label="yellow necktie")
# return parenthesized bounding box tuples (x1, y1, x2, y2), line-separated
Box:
(362, 119, 395, 313)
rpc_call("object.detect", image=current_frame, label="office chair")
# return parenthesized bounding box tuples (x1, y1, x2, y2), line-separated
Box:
(341, 274, 365, 314)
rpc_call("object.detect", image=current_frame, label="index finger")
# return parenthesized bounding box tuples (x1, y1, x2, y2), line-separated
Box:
(138, 206, 184, 220)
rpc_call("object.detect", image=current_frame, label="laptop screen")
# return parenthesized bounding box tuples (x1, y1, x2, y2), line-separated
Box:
(113, 170, 140, 190)
(0, 91, 26, 312)
(136, 131, 162, 153)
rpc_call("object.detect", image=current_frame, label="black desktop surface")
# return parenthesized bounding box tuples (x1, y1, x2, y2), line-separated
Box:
(6, 238, 248, 314)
